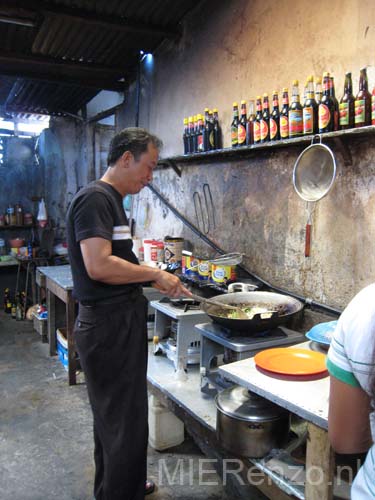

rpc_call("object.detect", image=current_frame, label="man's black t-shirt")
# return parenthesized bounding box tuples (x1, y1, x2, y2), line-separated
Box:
(66, 180, 140, 303)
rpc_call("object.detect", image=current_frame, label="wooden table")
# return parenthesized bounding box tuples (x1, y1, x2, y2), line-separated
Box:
(37, 265, 77, 385)
(219, 342, 334, 500)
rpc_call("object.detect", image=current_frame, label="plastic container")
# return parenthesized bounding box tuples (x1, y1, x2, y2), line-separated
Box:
(56, 328, 69, 371)
(143, 239, 153, 262)
(148, 395, 184, 451)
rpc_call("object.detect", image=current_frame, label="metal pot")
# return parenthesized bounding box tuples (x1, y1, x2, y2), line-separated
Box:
(216, 386, 290, 458)
(201, 290, 304, 333)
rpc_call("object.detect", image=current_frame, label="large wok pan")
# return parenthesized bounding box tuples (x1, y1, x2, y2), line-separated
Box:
(201, 291, 304, 333)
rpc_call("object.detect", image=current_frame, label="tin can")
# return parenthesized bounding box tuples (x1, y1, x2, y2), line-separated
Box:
(198, 258, 210, 281)
(211, 264, 236, 284)
(164, 237, 184, 263)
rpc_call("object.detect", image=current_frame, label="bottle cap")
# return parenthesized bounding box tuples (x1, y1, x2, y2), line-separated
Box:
(315, 76, 322, 83)
(233, 102, 238, 106)
(183, 118, 188, 124)
(256, 95, 261, 100)
(263, 93, 268, 97)
(282, 87, 288, 92)
(188, 116, 193, 121)
(293, 80, 299, 86)
(323, 72, 330, 77)
(272, 90, 278, 95)
(213, 108, 218, 112)
(240, 100, 246, 104)
(204, 107, 209, 112)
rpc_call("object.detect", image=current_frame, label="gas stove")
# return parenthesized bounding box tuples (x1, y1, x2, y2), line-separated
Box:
(196, 322, 305, 394)
(151, 298, 209, 371)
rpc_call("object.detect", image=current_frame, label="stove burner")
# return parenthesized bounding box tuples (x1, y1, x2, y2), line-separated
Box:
(160, 297, 201, 312)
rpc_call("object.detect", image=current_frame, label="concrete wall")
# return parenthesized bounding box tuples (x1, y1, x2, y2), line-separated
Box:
(132, 0, 375, 310)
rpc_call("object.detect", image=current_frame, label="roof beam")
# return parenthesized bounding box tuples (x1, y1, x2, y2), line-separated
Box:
(0, 51, 126, 91)
(0, 0, 180, 39)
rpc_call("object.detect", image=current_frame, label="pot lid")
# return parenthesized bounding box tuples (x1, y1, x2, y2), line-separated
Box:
(215, 385, 287, 422)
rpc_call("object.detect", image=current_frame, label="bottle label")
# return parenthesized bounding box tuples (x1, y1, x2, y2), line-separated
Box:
(270, 118, 278, 139)
(355, 99, 365, 124)
(253, 122, 260, 142)
(289, 110, 303, 136)
(238, 124, 246, 144)
(280, 115, 289, 138)
(319, 104, 331, 129)
(372, 96, 375, 124)
(197, 134, 203, 151)
(209, 130, 215, 148)
(231, 126, 238, 145)
(303, 107, 314, 134)
(339, 102, 349, 126)
(260, 120, 269, 140)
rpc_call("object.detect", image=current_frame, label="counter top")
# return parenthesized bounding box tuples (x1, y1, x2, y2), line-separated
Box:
(37, 265, 73, 290)
(219, 341, 330, 430)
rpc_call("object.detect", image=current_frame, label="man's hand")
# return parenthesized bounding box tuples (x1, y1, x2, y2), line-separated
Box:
(152, 271, 192, 298)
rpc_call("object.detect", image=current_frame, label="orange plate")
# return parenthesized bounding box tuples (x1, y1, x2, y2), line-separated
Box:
(254, 347, 327, 376)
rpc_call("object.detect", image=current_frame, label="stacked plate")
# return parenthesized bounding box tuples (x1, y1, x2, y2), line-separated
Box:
(305, 320, 338, 349)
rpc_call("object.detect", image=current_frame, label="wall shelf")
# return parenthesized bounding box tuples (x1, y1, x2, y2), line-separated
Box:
(158, 125, 375, 171)
(0, 225, 35, 230)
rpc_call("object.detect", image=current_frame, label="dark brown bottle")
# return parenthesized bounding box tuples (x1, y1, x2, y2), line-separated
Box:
(183, 118, 189, 154)
(187, 116, 194, 154)
(289, 80, 303, 137)
(315, 77, 322, 105)
(318, 72, 334, 133)
(202, 108, 210, 151)
(339, 72, 355, 130)
(212, 109, 222, 149)
(231, 103, 239, 147)
(280, 88, 289, 139)
(253, 96, 262, 144)
(303, 76, 318, 135)
(269, 91, 280, 141)
(330, 77, 339, 131)
(355, 67, 371, 128)
(246, 100, 255, 145)
(260, 93, 270, 142)
(238, 100, 247, 146)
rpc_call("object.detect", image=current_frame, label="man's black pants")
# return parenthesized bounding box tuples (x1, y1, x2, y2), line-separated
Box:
(75, 294, 148, 500)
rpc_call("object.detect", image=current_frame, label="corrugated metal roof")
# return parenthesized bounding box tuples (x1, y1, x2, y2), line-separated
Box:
(0, 0, 200, 117)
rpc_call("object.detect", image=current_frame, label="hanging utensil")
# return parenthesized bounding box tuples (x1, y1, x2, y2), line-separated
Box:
(193, 191, 209, 234)
(292, 135, 337, 257)
(203, 183, 216, 230)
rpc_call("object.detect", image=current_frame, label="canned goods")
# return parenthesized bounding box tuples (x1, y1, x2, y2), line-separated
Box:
(211, 264, 236, 284)
(164, 237, 184, 263)
(198, 258, 210, 281)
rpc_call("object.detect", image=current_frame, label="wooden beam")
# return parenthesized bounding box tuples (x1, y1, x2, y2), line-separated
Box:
(0, 51, 126, 91)
(0, 0, 180, 39)
(87, 104, 123, 124)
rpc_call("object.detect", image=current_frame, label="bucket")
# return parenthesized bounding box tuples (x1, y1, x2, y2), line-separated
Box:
(164, 237, 184, 264)
(211, 264, 236, 284)
(148, 395, 184, 451)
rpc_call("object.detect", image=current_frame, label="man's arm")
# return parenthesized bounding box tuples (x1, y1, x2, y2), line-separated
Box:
(328, 375, 372, 454)
(80, 237, 191, 297)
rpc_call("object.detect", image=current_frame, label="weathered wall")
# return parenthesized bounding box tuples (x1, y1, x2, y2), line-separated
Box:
(132, 0, 375, 310)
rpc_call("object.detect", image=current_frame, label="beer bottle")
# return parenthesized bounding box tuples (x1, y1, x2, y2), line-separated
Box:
(187, 116, 194, 154)
(253, 96, 262, 144)
(197, 114, 204, 152)
(355, 67, 371, 128)
(212, 109, 222, 149)
(194, 115, 199, 153)
(183, 118, 189, 154)
(270, 91, 280, 141)
(339, 72, 355, 130)
(303, 76, 318, 135)
(238, 100, 247, 146)
(246, 100, 255, 145)
(315, 77, 323, 105)
(260, 94, 270, 143)
(319, 72, 334, 133)
(202, 108, 210, 152)
(280, 88, 289, 139)
(330, 77, 339, 131)
(231, 102, 239, 147)
(289, 80, 303, 138)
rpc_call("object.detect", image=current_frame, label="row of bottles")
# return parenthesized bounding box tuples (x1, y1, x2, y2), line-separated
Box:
(183, 109, 222, 154)
(3, 288, 26, 320)
(0, 203, 30, 227)
(231, 67, 374, 147)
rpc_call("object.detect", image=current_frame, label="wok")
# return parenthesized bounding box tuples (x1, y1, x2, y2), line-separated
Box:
(201, 291, 304, 333)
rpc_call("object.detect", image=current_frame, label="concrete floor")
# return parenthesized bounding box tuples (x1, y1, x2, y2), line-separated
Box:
(0, 311, 240, 500)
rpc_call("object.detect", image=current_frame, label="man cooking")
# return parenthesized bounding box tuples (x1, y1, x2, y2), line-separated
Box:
(66, 127, 191, 500)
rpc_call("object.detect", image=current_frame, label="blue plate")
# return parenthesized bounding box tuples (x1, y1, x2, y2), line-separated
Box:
(305, 320, 338, 347)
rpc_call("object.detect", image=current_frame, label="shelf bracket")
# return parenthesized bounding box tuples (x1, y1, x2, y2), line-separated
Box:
(333, 137, 352, 167)
(158, 159, 182, 177)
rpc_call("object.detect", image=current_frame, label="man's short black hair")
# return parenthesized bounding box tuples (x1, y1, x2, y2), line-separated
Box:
(107, 127, 162, 166)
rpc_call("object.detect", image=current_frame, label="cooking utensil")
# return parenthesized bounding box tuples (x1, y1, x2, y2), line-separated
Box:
(200, 290, 304, 333)
(188, 292, 249, 319)
(203, 183, 216, 230)
(209, 252, 244, 266)
(215, 386, 290, 458)
(292, 135, 336, 257)
(254, 347, 327, 376)
(193, 191, 209, 234)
